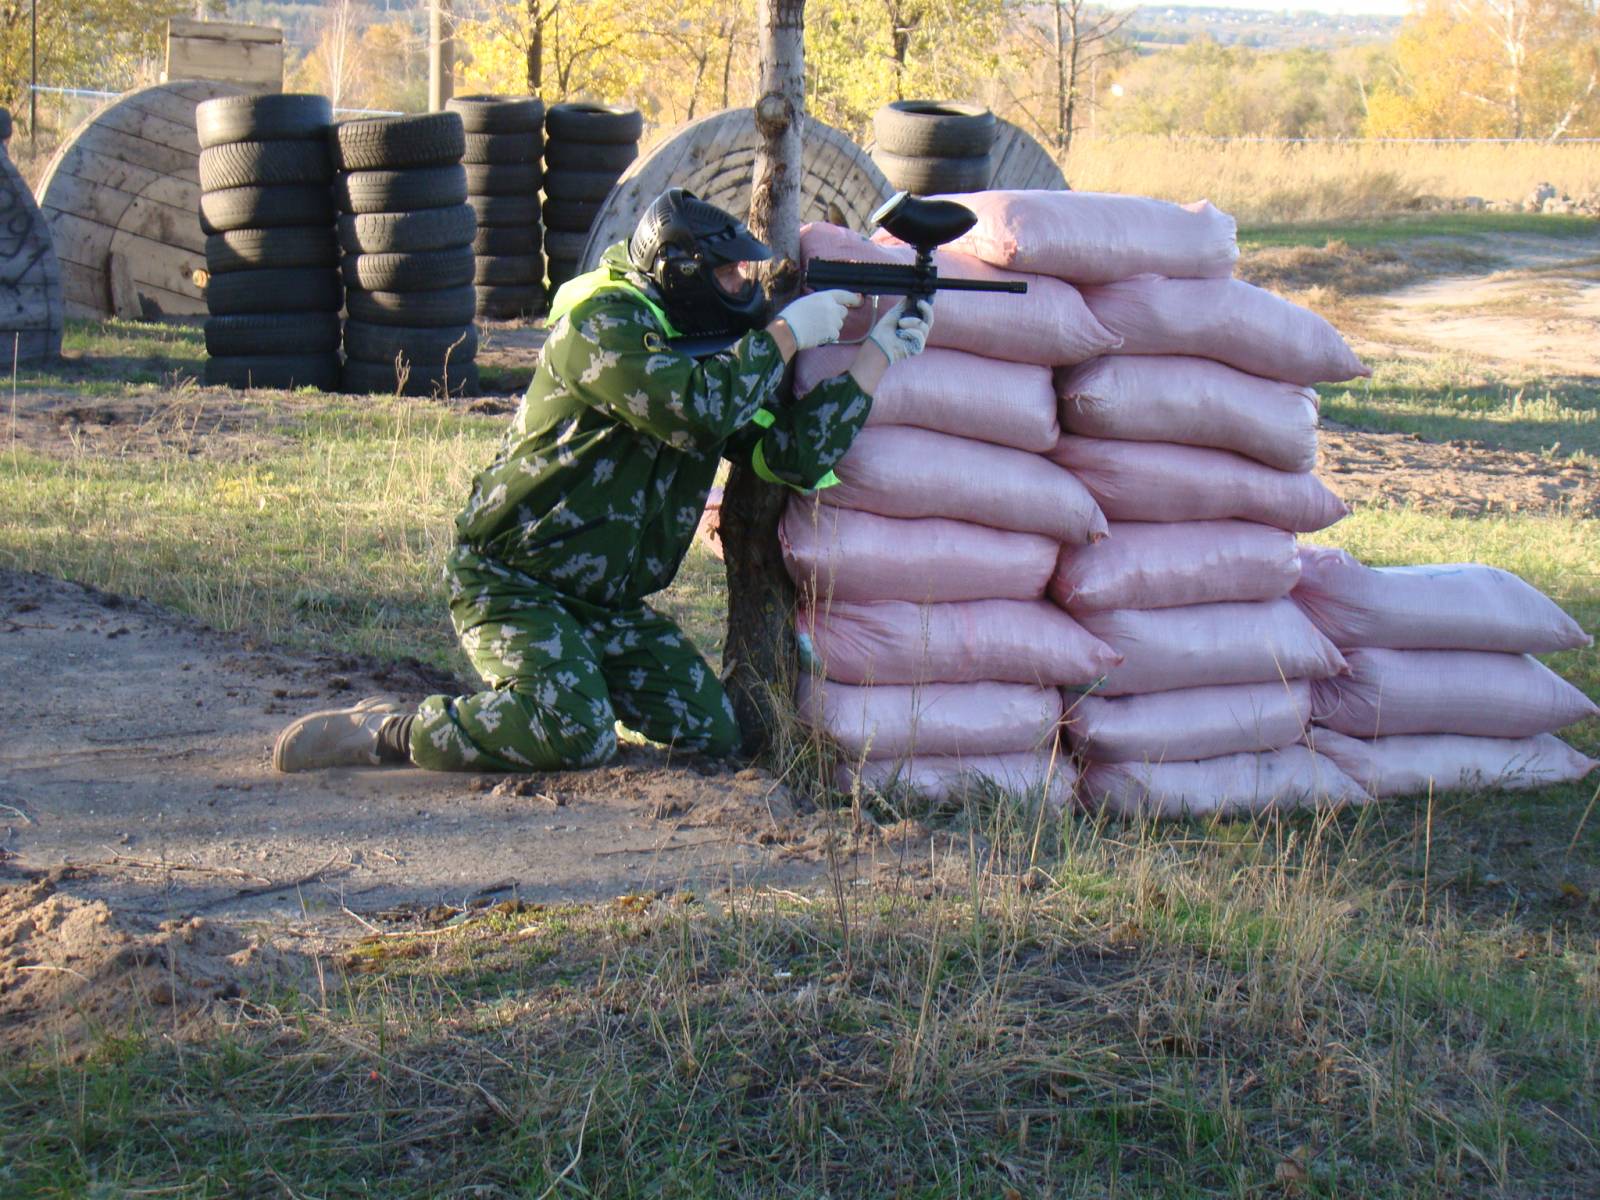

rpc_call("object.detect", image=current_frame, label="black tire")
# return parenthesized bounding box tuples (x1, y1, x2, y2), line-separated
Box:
(0, 108, 15, 143)
(332, 113, 466, 171)
(337, 204, 477, 254)
(343, 319, 479, 365)
(542, 169, 618, 203)
(467, 193, 539, 226)
(477, 284, 546, 320)
(198, 140, 331, 191)
(196, 94, 332, 149)
(205, 227, 338, 274)
(872, 149, 992, 195)
(206, 267, 342, 315)
(872, 101, 996, 159)
(342, 357, 479, 397)
(205, 312, 341, 356)
(543, 138, 635, 173)
(342, 247, 475, 291)
(541, 196, 601, 232)
(335, 166, 469, 214)
(473, 254, 542, 286)
(473, 225, 540, 256)
(545, 103, 643, 144)
(346, 284, 477, 327)
(462, 132, 540, 165)
(546, 256, 582, 290)
(544, 230, 589, 263)
(447, 94, 545, 135)
(463, 161, 542, 196)
(199, 184, 335, 234)
(204, 353, 339, 390)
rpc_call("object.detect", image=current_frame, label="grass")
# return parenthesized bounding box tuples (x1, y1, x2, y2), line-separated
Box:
(1066, 136, 1600, 223)
(4, 221, 1600, 1195)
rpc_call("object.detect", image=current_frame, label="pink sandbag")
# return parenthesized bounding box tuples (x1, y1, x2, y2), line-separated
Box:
(799, 221, 1120, 366)
(795, 346, 1059, 453)
(797, 676, 1063, 758)
(913, 191, 1238, 285)
(1076, 599, 1347, 696)
(1048, 436, 1348, 533)
(1082, 746, 1368, 818)
(1066, 680, 1311, 763)
(1293, 545, 1592, 654)
(780, 501, 1055, 604)
(821, 425, 1108, 544)
(1312, 648, 1599, 739)
(1050, 520, 1300, 612)
(1057, 355, 1319, 473)
(1310, 728, 1598, 798)
(839, 749, 1075, 813)
(1080, 275, 1369, 386)
(799, 598, 1121, 687)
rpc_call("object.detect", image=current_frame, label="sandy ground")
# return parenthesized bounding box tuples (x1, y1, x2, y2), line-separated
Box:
(4, 229, 1599, 1048)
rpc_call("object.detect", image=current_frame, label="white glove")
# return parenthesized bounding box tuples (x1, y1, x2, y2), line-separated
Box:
(778, 289, 861, 349)
(867, 297, 933, 366)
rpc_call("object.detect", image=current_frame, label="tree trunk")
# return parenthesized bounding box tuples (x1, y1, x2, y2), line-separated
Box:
(720, 0, 805, 756)
(1053, 0, 1067, 152)
(1063, 1, 1082, 155)
(526, 0, 543, 96)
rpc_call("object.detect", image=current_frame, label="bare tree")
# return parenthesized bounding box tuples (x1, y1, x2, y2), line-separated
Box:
(719, 0, 805, 754)
(1007, 0, 1132, 154)
(322, 0, 367, 113)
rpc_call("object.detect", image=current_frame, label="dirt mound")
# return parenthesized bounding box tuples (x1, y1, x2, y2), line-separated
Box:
(0, 869, 304, 1059)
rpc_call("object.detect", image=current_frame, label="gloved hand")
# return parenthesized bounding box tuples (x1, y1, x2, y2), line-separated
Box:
(866, 297, 933, 366)
(777, 289, 861, 349)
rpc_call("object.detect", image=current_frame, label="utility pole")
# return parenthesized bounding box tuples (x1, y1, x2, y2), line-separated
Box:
(428, 0, 454, 111)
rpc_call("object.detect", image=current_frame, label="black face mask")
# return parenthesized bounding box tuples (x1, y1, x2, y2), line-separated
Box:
(630, 189, 773, 341)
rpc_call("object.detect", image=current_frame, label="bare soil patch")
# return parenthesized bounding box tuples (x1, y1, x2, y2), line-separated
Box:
(0, 570, 958, 941)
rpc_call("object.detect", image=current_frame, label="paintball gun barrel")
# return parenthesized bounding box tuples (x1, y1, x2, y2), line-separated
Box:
(802, 191, 1028, 303)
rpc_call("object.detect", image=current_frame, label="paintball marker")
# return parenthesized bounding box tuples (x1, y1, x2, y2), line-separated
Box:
(803, 192, 1028, 324)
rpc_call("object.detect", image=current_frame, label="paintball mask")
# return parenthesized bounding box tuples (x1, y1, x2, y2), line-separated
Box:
(629, 188, 773, 339)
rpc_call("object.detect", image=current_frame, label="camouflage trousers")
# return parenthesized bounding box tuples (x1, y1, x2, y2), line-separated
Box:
(409, 546, 740, 772)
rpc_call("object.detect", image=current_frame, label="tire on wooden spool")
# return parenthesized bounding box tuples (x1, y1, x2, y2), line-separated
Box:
(577, 107, 895, 274)
(0, 137, 65, 361)
(36, 80, 241, 320)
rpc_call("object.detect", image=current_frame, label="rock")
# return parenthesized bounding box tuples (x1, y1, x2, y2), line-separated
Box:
(1460, 196, 1486, 211)
(1528, 181, 1558, 207)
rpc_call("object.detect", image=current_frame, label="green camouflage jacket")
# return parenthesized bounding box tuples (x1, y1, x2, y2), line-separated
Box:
(455, 243, 873, 607)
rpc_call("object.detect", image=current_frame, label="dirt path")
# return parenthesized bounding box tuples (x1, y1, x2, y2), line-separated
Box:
(0, 570, 925, 930)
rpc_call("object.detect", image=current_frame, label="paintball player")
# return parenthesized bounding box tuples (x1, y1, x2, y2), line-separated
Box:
(273, 187, 933, 773)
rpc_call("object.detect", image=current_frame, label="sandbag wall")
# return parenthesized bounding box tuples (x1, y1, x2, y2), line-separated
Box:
(788, 191, 1596, 817)
(541, 103, 641, 291)
(332, 113, 479, 396)
(448, 94, 546, 319)
(1294, 548, 1597, 794)
(197, 95, 341, 390)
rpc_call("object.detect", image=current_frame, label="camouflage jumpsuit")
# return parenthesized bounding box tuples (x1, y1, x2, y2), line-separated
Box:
(409, 244, 873, 771)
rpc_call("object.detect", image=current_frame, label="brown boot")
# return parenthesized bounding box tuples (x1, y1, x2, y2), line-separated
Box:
(272, 697, 404, 772)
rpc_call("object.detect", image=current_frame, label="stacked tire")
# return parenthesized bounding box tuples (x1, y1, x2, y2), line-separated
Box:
(541, 103, 642, 290)
(332, 113, 479, 397)
(448, 94, 546, 320)
(871, 101, 996, 196)
(197, 94, 340, 391)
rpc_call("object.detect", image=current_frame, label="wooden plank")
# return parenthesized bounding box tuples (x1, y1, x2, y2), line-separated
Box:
(50, 211, 206, 281)
(48, 149, 199, 212)
(124, 79, 234, 128)
(107, 253, 141, 318)
(91, 103, 205, 162)
(168, 17, 282, 43)
(43, 170, 202, 251)
(61, 266, 110, 317)
(167, 37, 283, 90)
(110, 227, 207, 302)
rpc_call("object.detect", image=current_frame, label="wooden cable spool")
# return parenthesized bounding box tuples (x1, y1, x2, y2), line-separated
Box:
(986, 117, 1068, 192)
(36, 80, 240, 320)
(578, 107, 896, 271)
(0, 140, 64, 361)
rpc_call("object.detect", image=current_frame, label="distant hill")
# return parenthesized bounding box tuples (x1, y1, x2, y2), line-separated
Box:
(1125, 5, 1401, 49)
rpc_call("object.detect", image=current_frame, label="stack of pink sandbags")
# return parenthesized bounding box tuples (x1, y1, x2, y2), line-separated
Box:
(785, 219, 1130, 809)
(927, 190, 1372, 817)
(1294, 546, 1598, 796)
